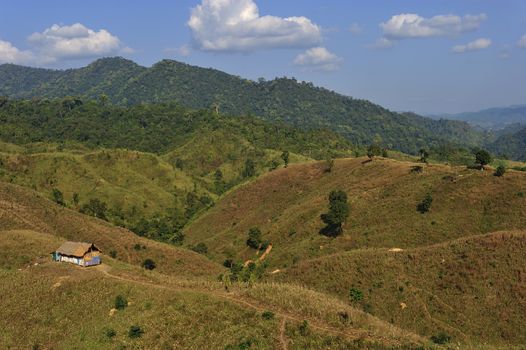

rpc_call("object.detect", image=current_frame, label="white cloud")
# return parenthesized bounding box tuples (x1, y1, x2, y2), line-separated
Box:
(0, 39, 33, 64)
(188, 0, 322, 52)
(452, 38, 491, 53)
(368, 37, 394, 50)
(293, 47, 342, 71)
(381, 13, 487, 39)
(518, 34, 526, 48)
(349, 23, 362, 35)
(27, 23, 123, 63)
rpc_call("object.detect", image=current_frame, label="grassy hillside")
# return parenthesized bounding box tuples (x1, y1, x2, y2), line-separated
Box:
(0, 229, 427, 349)
(0, 58, 486, 154)
(184, 157, 526, 266)
(273, 231, 526, 347)
(0, 181, 223, 278)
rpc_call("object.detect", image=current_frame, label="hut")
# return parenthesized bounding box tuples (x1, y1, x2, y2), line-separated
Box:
(51, 241, 102, 267)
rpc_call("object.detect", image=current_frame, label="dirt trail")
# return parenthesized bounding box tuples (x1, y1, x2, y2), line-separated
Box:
(279, 319, 288, 350)
(95, 265, 399, 346)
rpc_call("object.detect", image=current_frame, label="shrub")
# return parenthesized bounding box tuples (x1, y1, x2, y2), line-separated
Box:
(128, 325, 143, 339)
(410, 166, 423, 174)
(431, 332, 451, 344)
(223, 259, 233, 268)
(52, 188, 65, 206)
(417, 192, 433, 214)
(349, 288, 364, 302)
(142, 258, 156, 270)
(299, 320, 309, 336)
(246, 227, 262, 249)
(494, 165, 506, 177)
(105, 328, 117, 338)
(114, 295, 128, 310)
(109, 250, 117, 258)
(261, 311, 275, 320)
(192, 242, 208, 254)
(133, 243, 142, 251)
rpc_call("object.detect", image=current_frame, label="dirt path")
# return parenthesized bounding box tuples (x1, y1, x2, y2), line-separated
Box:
(279, 318, 288, 350)
(95, 265, 393, 345)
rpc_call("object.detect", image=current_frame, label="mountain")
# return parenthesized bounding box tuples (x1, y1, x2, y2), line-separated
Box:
(490, 126, 526, 160)
(184, 156, 526, 347)
(432, 105, 526, 131)
(0, 99, 355, 243)
(0, 57, 485, 154)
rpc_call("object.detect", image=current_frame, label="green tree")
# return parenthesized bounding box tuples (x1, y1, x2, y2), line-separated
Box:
(494, 165, 506, 177)
(320, 190, 349, 237)
(52, 188, 65, 206)
(80, 198, 108, 220)
(141, 258, 156, 270)
(281, 151, 290, 168)
(474, 149, 492, 169)
(325, 156, 334, 173)
(243, 159, 256, 178)
(419, 148, 429, 163)
(72, 192, 80, 207)
(367, 144, 382, 159)
(246, 227, 262, 249)
(417, 192, 433, 214)
(114, 295, 128, 310)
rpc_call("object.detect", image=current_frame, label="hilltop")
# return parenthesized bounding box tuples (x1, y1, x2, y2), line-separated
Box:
(0, 57, 485, 154)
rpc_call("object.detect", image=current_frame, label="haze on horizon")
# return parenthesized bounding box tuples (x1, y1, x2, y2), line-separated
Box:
(0, 0, 525, 114)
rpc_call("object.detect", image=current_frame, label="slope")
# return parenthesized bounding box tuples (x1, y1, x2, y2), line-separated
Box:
(184, 157, 526, 267)
(0, 181, 223, 278)
(0, 229, 428, 349)
(273, 231, 526, 347)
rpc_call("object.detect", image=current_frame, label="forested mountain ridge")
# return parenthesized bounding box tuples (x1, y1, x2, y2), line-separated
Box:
(432, 105, 526, 130)
(0, 57, 486, 154)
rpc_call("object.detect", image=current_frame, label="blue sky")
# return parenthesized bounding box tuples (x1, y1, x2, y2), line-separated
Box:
(0, 0, 525, 114)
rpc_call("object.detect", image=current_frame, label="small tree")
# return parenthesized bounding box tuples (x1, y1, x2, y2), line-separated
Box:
(320, 190, 349, 237)
(419, 148, 429, 163)
(281, 151, 290, 168)
(114, 295, 128, 310)
(128, 325, 143, 339)
(417, 192, 433, 214)
(243, 159, 256, 178)
(474, 149, 492, 169)
(52, 188, 65, 206)
(494, 165, 506, 177)
(324, 157, 334, 173)
(367, 144, 382, 159)
(72, 192, 80, 207)
(142, 258, 156, 270)
(246, 227, 262, 249)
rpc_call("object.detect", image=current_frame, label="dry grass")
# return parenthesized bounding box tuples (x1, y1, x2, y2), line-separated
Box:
(0, 183, 224, 278)
(274, 231, 526, 347)
(185, 157, 526, 267)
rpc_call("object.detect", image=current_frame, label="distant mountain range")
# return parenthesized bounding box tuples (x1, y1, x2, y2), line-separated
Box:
(0, 57, 485, 155)
(430, 105, 526, 131)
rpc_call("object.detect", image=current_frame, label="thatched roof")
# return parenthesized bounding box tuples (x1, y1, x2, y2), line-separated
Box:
(55, 241, 100, 257)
